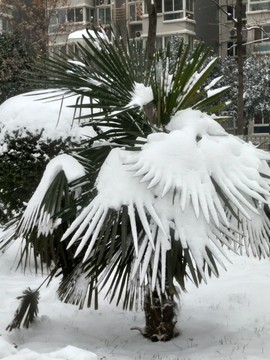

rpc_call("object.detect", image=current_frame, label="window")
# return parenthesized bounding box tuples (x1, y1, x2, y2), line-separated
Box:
(227, 5, 234, 20)
(128, 2, 143, 22)
(86, 7, 95, 23)
(254, 113, 263, 125)
(164, 0, 183, 20)
(48, 10, 65, 33)
(96, 0, 111, 5)
(255, 25, 270, 40)
(253, 25, 270, 53)
(155, 35, 185, 49)
(163, 0, 194, 21)
(186, 0, 193, 11)
(253, 113, 269, 134)
(67, 8, 83, 22)
(227, 41, 246, 57)
(156, 37, 163, 49)
(58, 9, 66, 24)
(49, 7, 89, 33)
(249, 0, 270, 11)
(97, 7, 111, 25)
(186, 0, 194, 18)
(227, 4, 246, 21)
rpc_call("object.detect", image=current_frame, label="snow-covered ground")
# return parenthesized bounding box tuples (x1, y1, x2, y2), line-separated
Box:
(1, 239, 270, 360)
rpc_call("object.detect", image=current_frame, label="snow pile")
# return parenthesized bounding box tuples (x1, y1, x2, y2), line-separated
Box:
(0, 90, 95, 145)
(68, 29, 108, 42)
(0, 338, 98, 360)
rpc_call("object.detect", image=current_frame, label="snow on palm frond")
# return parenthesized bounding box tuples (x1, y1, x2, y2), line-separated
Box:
(230, 201, 270, 258)
(17, 154, 85, 237)
(62, 147, 168, 258)
(59, 109, 270, 292)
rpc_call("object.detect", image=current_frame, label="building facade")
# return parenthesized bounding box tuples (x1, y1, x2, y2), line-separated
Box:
(47, 0, 196, 54)
(218, 0, 270, 58)
(246, 0, 270, 55)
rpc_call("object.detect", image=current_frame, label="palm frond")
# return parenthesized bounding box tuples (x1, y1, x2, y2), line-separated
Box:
(6, 287, 39, 331)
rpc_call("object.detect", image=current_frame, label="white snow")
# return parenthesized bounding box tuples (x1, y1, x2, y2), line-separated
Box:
(207, 86, 230, 98)
(17, 154, 86, 237)
(165, 109, 226, 136)
(0, 343, 98, 360)
(0, 90, 95, 147)
(68, 29, 108, 41)
(127, 83, 153, 108)
(1, 236, 270, 359)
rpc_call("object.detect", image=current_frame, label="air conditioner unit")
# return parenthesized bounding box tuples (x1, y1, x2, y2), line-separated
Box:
(230, 28, 236, 38)
(135, 31, 141, 37)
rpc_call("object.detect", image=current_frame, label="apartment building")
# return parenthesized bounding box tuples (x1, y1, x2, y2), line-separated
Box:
(1, 1, 268, 56)
(47, 0, 95, 53)
(218, 0, 270, 58)
(246, 0, 270, 54)
(47, 0, 196, 53)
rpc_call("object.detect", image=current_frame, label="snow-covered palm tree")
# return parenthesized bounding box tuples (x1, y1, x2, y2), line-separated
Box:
(2, 32, 270, 341)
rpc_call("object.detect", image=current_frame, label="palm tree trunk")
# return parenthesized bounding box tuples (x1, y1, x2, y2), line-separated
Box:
(132, 291, 179, 341)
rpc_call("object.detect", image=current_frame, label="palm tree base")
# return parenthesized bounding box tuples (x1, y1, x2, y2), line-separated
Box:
(131, 291, 179, 342)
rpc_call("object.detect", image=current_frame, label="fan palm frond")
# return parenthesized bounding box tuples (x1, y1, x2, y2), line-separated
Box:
(32, 31, 227, 132)
(6, 287, 39, 331)
(1, 154, 86, 272)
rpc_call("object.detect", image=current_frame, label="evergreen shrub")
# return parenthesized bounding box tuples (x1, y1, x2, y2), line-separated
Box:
(0, 129, 77, 224)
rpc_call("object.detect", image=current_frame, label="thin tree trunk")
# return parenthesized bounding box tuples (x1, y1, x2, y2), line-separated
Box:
(236, 0, 244, 135)
(145, 0, 157, 65)
(144, 0, 161, 125)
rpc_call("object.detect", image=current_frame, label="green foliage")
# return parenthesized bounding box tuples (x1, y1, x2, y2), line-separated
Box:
(244, 55, 270, 120)
(212, 55, 270, 127)
(0, 32, 39, 104)
(0, 130, 77, 224)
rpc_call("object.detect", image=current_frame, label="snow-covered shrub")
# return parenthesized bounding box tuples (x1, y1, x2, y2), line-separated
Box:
(244, 55, 270, 120)
(212, 55, 270, 131)
(0, 130, 77, 223)
(0, 90, 93, 224)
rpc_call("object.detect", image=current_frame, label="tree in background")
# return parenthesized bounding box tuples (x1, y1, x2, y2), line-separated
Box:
(244, 55, 270, 126)
(211, 55, 270, 134)
(0, 32, 39, 103)
(0, 0, 66, 103)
